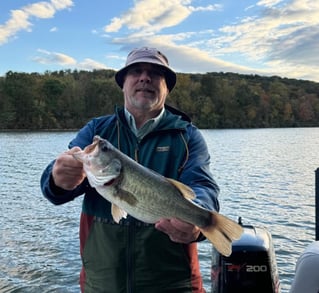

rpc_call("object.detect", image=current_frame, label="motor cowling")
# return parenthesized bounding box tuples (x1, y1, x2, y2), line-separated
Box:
(211, 220, 281, 293)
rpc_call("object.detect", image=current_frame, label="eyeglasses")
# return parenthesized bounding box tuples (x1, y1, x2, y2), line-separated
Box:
(126, 66, 165, 79)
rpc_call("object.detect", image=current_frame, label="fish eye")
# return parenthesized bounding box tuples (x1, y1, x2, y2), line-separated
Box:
(114, 165, 121, 173)
(101, 142, 110, 152)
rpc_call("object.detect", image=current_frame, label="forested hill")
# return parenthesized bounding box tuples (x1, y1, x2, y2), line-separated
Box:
(0, 69, 318, 130)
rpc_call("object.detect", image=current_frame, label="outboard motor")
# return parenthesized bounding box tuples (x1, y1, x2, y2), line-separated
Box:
(211, 218, 281, 293)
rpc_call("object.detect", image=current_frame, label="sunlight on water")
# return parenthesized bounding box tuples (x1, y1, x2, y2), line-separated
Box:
(1, 128, 318, 292)
(0, 132, 82, 293)
(201, 128, 319, 292)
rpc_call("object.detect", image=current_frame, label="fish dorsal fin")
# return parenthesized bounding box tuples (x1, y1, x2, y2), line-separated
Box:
(111, 204, 127, 223)
(166, 178, 195, 200)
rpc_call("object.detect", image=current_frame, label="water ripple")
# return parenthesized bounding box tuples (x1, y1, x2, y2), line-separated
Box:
(1, 129, 319, 292)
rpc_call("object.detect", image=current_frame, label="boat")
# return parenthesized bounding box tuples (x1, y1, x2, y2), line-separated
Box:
(210, 168, 319, 292)
(211, 217, 281, 292)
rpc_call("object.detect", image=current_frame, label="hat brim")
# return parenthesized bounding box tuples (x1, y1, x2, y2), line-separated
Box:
(115, 63, 176, 92)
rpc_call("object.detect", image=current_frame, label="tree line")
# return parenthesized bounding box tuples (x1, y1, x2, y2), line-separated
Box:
(0, 69, 318, 130)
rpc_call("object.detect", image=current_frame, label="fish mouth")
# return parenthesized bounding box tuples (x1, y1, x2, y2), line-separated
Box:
(86, 171, 119, 188)
(103, 174, 122, 187)
(104, 178, 116, 186)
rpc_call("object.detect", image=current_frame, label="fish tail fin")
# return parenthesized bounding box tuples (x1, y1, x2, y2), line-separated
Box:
(200, 212, 243, 257)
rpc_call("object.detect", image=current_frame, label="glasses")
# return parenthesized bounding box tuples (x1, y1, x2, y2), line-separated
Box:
(126, 66, 165, 80)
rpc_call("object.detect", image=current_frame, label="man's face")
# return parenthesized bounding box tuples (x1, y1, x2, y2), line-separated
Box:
(122, 63, 169, 113)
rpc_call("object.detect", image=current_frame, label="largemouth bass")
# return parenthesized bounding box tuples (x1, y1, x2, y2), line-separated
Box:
(73, 135, 243, 256)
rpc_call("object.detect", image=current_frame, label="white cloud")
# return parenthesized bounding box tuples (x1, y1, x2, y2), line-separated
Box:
(105, 0, 319, 81)
(78, 59, 108, 70)
(0, 0, 73, 45)
(189, 4, 222, 12)
(33, 49, 109, 71)
(33, 49, 76, 65)
(124, 38, 265, 75)
(24, 2, 56, 18)
(257, 0, 283, 8)
(2, 0, 318, 82)
(0, 10, 30, 44)
(51, 0, 73, 10)
(104, 17, 123, 33)
(104, 0, 208, 33)
(198, 0, 319, 79)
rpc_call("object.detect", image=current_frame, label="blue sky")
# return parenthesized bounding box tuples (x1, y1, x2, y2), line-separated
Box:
(1, 0, 318, 82)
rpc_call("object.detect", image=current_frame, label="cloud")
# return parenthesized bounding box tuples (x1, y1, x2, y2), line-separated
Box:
(23, 2, 56, 18)
(102, 0, 267, 75)
(51, 0, 73, 10)
(0, 10, 31, 44)
(189, 4, 222, 12)
(257, 0, 283, 8)
(104, 0, 217, 33)
(0, 0, 73, 45)
(2, 0, 318, 82)
(125, 37, 266, 75)
(223, 3, 317, 52)
(105, 0, 319, 81)
(77, 59, 108, 70)
(33, 49, 108, 71)
(33, 49, 76, 65)
(198, 0, 319, 78)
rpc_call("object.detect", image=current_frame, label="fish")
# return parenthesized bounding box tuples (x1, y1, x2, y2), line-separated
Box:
(73, 135, 243, 256)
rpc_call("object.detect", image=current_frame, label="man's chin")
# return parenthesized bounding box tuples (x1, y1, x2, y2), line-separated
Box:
(132, 97, 157, 109)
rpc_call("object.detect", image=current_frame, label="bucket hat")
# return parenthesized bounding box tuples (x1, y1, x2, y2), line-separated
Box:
(115, 47, 176, 92)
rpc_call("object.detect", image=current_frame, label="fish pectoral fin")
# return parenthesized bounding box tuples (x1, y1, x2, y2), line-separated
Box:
(111, 204, 127, 223)
(166, 178, 195, 200)
(200, 212, 243, 257)
(115, 188, 138, 206)
(110, 190, 138, 223)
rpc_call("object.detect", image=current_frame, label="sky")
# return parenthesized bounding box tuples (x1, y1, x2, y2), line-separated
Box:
(1, 0, 319, 82)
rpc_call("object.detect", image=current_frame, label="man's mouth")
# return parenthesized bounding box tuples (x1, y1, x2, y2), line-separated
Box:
(136, 88, 155, 93)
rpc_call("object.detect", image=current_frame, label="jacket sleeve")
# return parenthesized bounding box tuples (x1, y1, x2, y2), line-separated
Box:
(179, 125, 220, 212)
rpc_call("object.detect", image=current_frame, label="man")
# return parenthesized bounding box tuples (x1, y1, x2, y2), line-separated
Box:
(41, 47, 220, 293)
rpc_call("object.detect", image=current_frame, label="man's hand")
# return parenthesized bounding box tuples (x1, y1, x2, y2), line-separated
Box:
(155, 218, 201, 243)
(52, 147, 86, 190)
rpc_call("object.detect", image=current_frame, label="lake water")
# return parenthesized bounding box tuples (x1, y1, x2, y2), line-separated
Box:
(0, 128, 318, 292)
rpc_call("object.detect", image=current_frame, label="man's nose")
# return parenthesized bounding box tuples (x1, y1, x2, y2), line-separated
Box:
(139, 70, 152, 82)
